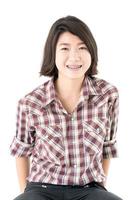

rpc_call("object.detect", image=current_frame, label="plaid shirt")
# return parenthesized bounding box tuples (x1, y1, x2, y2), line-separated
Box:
(10, 76, 119, 185)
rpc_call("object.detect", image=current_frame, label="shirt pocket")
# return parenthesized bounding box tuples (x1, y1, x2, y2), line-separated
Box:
(35, 124, 64, 163)
(83, 119, 105, 156)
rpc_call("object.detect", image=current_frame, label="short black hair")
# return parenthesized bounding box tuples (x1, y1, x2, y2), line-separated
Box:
(40, 15, 98, 79)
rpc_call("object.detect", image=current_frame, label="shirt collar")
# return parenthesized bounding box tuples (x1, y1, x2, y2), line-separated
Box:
(41, 77, 57, 107)
(80, 76, 103, 101)
(41, 76, 103, 108)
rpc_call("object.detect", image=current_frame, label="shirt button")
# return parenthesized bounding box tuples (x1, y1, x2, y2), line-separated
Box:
(71, 117, 75, 121)
(97, 128, 100, 132)
(74, 164, 77, 168)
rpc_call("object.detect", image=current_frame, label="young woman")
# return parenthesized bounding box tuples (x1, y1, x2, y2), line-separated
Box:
(10, 16, 123, 200)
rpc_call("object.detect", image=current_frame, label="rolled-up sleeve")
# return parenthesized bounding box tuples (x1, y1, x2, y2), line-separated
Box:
(10, 99, 36, 157)
(103, 93, 119, 158)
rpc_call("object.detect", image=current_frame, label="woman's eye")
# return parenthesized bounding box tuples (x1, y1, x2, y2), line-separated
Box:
(79, 46, 88, 50)
(61, 47, 69, 50)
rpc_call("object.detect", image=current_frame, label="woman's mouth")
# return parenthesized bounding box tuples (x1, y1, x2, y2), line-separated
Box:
(66, 65, 82, 69)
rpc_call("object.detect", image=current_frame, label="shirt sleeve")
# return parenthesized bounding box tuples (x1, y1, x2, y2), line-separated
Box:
(103, 94, 119, 159)
(10, 99, 36, 157)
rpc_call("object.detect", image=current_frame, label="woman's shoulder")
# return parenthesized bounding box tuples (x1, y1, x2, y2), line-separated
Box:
(89, 76, 119, 97)
(17, 79, 51, 109)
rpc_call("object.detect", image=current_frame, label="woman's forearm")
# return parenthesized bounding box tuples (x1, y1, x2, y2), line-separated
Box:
(102, 158, 111, 186)
(16, 157, 30, 193)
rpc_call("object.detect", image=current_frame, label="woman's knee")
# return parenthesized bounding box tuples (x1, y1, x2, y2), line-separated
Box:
(13, 191, 46, 200)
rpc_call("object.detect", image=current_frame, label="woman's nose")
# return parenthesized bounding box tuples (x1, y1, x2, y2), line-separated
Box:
(68, 49, 81, 61)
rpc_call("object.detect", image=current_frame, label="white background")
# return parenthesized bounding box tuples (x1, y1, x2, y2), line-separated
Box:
(0, 0, 137, 199)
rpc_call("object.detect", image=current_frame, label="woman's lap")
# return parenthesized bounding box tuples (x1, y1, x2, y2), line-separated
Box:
(84, 188, 122, 200)
(13, 182, 123, 200)
(13, 190, 49, 200)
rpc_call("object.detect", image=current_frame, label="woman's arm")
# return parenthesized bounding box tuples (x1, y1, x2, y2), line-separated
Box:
(102, 158, 111, 186)
(16, 157, 30, 193)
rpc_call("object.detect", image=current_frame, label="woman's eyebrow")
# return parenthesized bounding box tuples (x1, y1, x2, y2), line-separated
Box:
(58, 43, 70, 46)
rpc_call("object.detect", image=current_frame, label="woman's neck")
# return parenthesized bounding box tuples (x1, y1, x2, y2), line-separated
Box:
(54, 76, 85, 99)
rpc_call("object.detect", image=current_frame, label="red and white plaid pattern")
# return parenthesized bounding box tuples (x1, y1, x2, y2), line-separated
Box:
(10, 76, 119, 185)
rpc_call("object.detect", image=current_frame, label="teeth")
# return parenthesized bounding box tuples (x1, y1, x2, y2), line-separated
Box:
(67, 65, 82, 69)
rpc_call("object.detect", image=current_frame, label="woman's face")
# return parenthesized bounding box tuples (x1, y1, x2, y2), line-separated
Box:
(55, 31, 91, 80)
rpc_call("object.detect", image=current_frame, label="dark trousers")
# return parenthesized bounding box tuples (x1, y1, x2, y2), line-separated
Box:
(13, 181, 123, 200)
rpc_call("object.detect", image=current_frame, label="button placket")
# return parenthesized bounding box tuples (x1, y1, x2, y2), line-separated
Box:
(70, 114, 78, 184)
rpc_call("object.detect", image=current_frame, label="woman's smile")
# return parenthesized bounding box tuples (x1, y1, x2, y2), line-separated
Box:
(66, 65, 82, 70)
